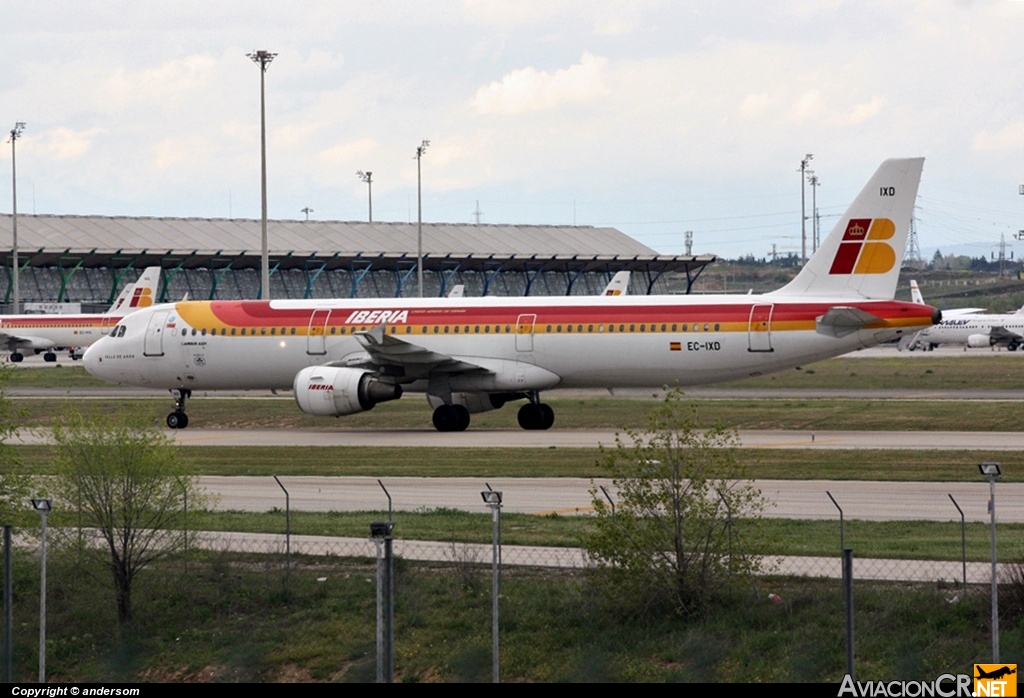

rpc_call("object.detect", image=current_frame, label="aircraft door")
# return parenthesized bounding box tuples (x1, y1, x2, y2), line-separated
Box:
(143, 310, 169, 357)
(748, 304, 774, 352)
(515, 313, 537, 352)
(307, 309, 331, 355)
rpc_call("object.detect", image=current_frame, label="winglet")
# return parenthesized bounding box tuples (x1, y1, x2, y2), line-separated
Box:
(771, 158, 924, 300)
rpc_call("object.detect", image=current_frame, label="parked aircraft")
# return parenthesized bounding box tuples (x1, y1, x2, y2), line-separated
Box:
(913, 309, 1024, 351)
(603, 271, 630, 296)
(901, 280, 985, 350)
(907, 280, 1024, 350)
(0, 267, 161, 362)
(84, 158, 936, 431)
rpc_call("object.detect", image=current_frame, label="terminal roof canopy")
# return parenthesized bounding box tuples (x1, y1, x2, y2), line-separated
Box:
(0, 215, 714, 277)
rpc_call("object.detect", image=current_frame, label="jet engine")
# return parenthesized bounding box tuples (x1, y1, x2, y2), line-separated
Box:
(293, 366, 402, 416)
(967, 334, 993, 349)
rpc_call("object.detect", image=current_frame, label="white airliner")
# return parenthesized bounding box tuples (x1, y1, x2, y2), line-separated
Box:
(901, 280, 985, 350)
(84, 158, 937, 431)
(905, 279, 1023, 350)
(0, 267, 161, 362)
(912, 306, 1024, 351)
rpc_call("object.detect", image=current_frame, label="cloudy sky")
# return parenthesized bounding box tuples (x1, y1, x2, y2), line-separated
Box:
(2, 1, 1023, 259)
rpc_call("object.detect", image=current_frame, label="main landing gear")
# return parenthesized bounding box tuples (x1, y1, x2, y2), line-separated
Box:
(432, 404, 471, 432)
(428, 391, 555, 432)
(166, 389, 191, 429)
(43, 351, 57, 362)
(9, 352, 23, 363)
(517, 399, 555, 430)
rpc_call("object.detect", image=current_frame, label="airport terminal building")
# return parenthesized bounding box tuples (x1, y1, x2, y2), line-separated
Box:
(0, 214, 714, 311)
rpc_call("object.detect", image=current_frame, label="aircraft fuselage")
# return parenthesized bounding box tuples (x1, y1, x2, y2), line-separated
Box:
(86, 294, 935, 392)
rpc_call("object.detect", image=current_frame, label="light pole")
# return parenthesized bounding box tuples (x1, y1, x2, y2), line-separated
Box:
(799, 153, 813, 266)
(31, 497, 51, 683)
(8, 123, 25, 314)
(301, 207, 313, 221)
(370, 520, 395, 683)
(979, 461, 1002, 662)
(481, 487, 503, 683)
(247, 50, 276, 300)
(415, 140, 429, 297)
(807, 172, 820, 253)
(357, 170, 373, 222)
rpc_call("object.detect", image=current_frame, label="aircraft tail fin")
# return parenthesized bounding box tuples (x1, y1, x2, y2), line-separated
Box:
(602, 271, 630, 296)
(771, 158, 924, 300)
(910, 280, 924, 305)
(106, 266, 161, 315)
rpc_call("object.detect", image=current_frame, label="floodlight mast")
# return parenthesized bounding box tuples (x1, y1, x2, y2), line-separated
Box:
(799, 153, 813, 266)
(248, 50, 276, 300)
(9, 122, 25, 314)
(357, 170, 373, 222)
(807, 172, 820, 252)
(415, 140, 430, 297)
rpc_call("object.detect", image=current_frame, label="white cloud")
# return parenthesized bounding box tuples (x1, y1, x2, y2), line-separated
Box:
(318, 137, 379, 166)
(101, 54, 217, 109)
(973, 121, 1024, 152)
(33, 127, 105, 160)
(470, 53, 611, 115)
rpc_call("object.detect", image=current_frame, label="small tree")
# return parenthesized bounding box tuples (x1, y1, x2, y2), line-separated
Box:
(52, 409, 202, 625)
(586, 390, 766, 617)
(0, 365, 32, 524)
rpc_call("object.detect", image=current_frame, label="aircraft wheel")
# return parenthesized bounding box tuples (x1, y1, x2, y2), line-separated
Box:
(10, 353, 23, 363)
(538, 403, 555, 430)
(166, 411, 189, 430)
(43, 352, 57, 362)
(453, 405, 470, 431)
(517, 403, 552, 430)
(1010, 344, 1019, 352)
(432, 404, 470, 432)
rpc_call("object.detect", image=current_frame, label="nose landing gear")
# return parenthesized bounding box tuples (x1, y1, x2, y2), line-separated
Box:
(166, 389, 191, 429)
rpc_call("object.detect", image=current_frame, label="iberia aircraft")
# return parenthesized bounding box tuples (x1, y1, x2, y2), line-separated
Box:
(0, 267, 162, 363)
(84, 158, 937, 431)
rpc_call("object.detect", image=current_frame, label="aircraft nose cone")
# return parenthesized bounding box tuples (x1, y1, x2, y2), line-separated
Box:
(82, 343, 102, 377)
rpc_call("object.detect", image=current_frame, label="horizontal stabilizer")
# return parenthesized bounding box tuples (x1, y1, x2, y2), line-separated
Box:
(816, 306, 883, 338)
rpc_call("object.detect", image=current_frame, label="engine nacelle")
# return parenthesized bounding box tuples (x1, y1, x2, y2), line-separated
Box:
(294, 366, 402, 417)
(967, 334, 993, 349)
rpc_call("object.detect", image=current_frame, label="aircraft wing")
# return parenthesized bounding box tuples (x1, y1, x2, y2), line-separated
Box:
(988, 326, 1024, 346)
(815, 307, 883, 338)
(0, 331, 55, 351)
(351, 325, 490, 379)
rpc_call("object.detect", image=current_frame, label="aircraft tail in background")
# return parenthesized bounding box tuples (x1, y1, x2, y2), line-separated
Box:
(772, 158, 924, 300)
(106, 266, 161, 315)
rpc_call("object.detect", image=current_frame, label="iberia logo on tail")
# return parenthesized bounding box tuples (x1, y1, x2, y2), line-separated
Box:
(130, 288, 154, 309)
(829, 218, 897, 275)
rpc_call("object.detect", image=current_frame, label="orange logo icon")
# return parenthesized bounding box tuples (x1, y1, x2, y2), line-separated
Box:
(829, 218, 896, 275)
(130, 288, 153, 308)
(975, 664, 1017, 697)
